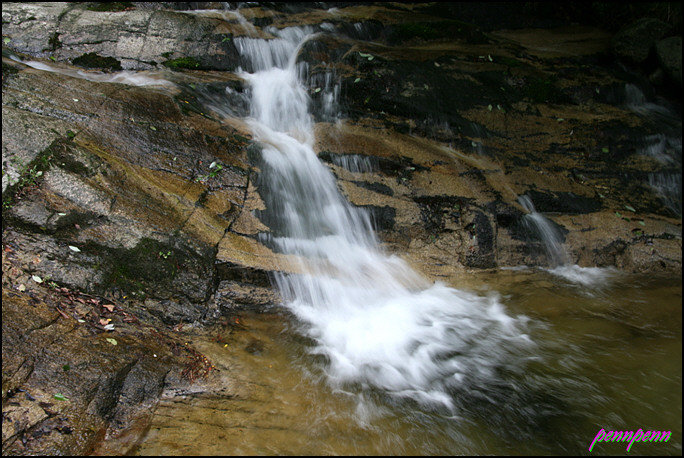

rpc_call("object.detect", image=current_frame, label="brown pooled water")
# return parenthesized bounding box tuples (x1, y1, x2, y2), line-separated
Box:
(134, 270, 681, 455)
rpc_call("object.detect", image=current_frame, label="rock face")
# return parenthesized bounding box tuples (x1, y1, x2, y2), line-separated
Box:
(2, 2, 681, 455)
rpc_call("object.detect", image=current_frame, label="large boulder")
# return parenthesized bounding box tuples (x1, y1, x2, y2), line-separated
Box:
(655, 36, 682, 88)
(610, 17, 671, 64)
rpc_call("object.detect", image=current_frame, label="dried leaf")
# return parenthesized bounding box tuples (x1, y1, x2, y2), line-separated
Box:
(106, 338, 118, 346)
(32, 275, 43, 283)
(102, 303, 115, 312)
(68, 246, 81, 252)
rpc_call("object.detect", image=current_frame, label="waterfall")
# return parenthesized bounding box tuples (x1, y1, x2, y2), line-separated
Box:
(624, 84, 682, 218)
(517, 195, 619, 287)
(235, 26, 532, 411)
(517, 195, 569, 267)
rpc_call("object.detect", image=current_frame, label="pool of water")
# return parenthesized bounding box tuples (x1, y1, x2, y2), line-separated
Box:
(133, 268, 681, 455)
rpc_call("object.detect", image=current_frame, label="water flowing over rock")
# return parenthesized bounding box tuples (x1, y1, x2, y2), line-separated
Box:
(2, 2, 681, 455)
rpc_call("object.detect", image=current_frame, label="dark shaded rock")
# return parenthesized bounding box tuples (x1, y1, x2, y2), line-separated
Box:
(215, 262, 273, 289)
(414, 195, 471, 234)
(413, 2, 570, 31)
(351, 180, 394, 197)
(384, 19, 489, 46)
(524, 190, 603, 214)
(464, 210, 495, 268)
(361, 205, 396, 232)
(655, 36, 682, 88)
(611, 18, 671, 64)
(340, 56, 497, 140)
(72, 52, 123, 71)
(214, 280, 280, 312)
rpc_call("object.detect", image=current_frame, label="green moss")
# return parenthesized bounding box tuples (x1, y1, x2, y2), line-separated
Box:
(102, 238, 180, 295)
(162, 57, 202, 71)
(498, 56, 526, 69)
(387, 20, 488, 45)
(2, 62, 19, 84)
(48, 32, 62, 51)
(87, 2, 134, 12)
(524, 76, 565, 103)
(2, 137, 61, 211)
(72, 52, 122, 71)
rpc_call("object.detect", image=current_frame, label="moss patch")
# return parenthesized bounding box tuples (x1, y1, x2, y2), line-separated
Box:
(72, 52, 122, 71)
(524, 76, 566, 103)
(386, 20, 488, 45)
(2, 62, 20, 85)
(100, 238, 180, 299)
(86, 2, 134, 12)
(2, 136, 66, 212)
(162, 57, 202, 71)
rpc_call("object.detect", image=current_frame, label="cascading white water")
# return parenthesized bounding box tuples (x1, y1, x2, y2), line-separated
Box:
(624, 84, 682, 218)
(517, 195, 618, 287)
(517, 195, 568, 267)
(236, 26, 532, 411)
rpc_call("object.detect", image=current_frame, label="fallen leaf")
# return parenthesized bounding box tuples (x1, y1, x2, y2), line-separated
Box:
(104, 324, 115, 331)
(99, 318, 111, 326)
(32, 275, 43, 283)
(106, 338, 118, 346)
(18, 284, 26, 292)
(68, 246, 81, 252)
(54, 393, 69, 401)
(102, 303, 115, 312)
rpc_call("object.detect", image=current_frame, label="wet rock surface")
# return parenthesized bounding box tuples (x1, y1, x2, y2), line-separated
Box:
(2, 2, 682, 455)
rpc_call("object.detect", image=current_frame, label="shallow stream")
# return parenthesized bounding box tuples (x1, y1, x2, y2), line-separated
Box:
(134, 269, 681, 456)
